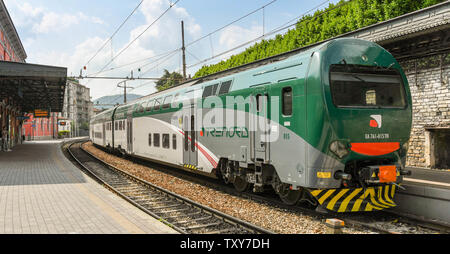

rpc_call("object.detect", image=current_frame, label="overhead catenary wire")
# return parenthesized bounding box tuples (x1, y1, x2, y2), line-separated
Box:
(185, 0, 278, 48)
(86, 48, 181, 77)
(86, 0, 280, 82)
(83, 0, 145, 69)
(186, 0, 344, 69)
(90, 0, 181, 77)
(92, 0, 345, 103)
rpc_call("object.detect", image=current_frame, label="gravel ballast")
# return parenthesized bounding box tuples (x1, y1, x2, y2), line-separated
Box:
(82, 142, 369, 234)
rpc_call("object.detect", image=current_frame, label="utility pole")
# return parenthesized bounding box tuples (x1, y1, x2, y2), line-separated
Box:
(117, 80, 133, 104)
(123, 81, 127, 104)
(181, 20, 186, 80)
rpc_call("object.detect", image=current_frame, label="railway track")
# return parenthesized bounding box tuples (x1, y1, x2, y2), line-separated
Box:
(65, 140, 273, 234)
(71, 140, 449, 234)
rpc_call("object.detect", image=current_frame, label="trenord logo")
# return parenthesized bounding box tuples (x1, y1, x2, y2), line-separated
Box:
(169, 94, 281, 142)
(369, 115, 382, 128)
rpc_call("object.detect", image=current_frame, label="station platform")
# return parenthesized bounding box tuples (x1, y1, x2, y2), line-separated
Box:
(394, 167, 450, 225)
(0, 139, 178, 234)
(404, 167, 450, 189)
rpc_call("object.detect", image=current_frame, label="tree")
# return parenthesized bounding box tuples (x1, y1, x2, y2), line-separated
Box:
(155, 69, 184, 91)
(193, 0, 445, 78)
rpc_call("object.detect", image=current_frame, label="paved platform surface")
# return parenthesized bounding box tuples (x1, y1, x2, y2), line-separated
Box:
(404, 167, 450, 189)
(0, 139, 178, 234)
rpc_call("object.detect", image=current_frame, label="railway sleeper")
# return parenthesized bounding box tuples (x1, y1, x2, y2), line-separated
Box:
(117, 186, 152, 192)
(156, 207, 191, 214)
(130, 196, 159, 202)
(140, 197, 169, 203)
(151, 204, 183, 210)
(176, 216, 213, 224)
(119, 192, 153, 197)
(184, 222, 223, 231)
(164, 211, 202, 219)
(206, 227, 240, 234)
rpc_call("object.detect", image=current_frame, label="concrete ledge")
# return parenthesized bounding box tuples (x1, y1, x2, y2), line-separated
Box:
(393, 184, 450, 225)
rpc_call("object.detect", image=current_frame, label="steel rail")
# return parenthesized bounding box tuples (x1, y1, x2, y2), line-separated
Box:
(66, 140, 274, 234)
(85, 142, 450, 234)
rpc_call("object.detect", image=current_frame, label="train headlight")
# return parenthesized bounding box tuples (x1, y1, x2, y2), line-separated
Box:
(329, 141, 349, 159)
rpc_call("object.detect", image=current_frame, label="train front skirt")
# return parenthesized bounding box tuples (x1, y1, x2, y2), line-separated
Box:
(309, 185, 397, 212)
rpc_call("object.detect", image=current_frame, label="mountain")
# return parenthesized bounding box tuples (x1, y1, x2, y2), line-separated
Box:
(93, 93, 143, 110)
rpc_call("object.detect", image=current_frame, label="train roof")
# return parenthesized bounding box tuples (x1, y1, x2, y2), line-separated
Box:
(92, 38, 387, 121)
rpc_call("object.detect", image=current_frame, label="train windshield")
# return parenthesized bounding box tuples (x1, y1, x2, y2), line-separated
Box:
(329, 65, 406, 108)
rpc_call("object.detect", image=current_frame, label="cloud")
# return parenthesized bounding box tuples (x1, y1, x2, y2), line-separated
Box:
(4, 1, 104, 33)
(32, 12, 105, 34)
(17, 2, 44, 17)
(219, 24, 263, 51)
(7, 0, 202, 99)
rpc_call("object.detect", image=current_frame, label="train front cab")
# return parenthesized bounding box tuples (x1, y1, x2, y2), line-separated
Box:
(307, 39, 413, 212)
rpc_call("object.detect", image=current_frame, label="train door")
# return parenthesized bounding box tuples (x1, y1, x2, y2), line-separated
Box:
(126, 117, 133, 153)
(251, 87, 270, 163)
(183, 104, 198, 167)
(102, 122, 106, 146)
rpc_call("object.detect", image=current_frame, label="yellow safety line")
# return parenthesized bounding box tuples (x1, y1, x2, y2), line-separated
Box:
(368, 188, 390, 208)
(377, 186, 395, 207)
(337, 188, 362, 212)
(390, 184, 396, 199)
(365, 203, 373, 211)
(310, 190, 322, 197)
(382, 185, 396, 206)
(318, 189, 336, 205)
(327, 189, 349, 211)
(352, 189, 369, 212)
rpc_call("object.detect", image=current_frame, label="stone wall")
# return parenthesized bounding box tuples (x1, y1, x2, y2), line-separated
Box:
(401, 54, 450, 168)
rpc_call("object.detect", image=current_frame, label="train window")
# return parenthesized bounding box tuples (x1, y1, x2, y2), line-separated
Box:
(162, 95, 173, 109)
(282, 87, 293, 116)
(146, 100, 154, 111)
(329, 65, 406, 108)
(154, 99, 161, 110)
(256, 94, 261, 112)
(162, 134, 170, 148)
(191, 115, 195, 152)
(218, 80, 232, 95)
(153, 133, 160, 147)
(172, 134, 176, 150)
(148, 133, 152, 146)
(184, 116, 189, 151)
(211, 83, 219, 95)
(202, 85, 213, 98)
(115, 121, 118, 131)
(365, 90, 376, 105)
(202, 83, 219, 98)
(172, 93, 181, 108)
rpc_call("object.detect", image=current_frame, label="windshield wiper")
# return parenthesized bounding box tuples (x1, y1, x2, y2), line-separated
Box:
(352, 75, 366, 83)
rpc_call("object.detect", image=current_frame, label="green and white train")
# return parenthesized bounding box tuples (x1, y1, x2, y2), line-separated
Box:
(90, 38, 412, 212)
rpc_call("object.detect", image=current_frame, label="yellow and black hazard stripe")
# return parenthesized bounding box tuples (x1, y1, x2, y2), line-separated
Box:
(183, 164, 198, 170)
(309, 184, 397, 212)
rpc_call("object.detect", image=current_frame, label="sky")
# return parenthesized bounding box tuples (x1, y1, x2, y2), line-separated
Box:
(4, 0, 341, 100)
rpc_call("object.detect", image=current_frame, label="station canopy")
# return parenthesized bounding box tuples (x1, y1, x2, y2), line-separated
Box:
(0, 61, 67, 112)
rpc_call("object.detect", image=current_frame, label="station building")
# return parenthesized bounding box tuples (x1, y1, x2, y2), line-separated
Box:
(0, 0, 66, 150)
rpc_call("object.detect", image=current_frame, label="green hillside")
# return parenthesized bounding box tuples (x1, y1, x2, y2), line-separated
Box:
(193, 0, 445, 78)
